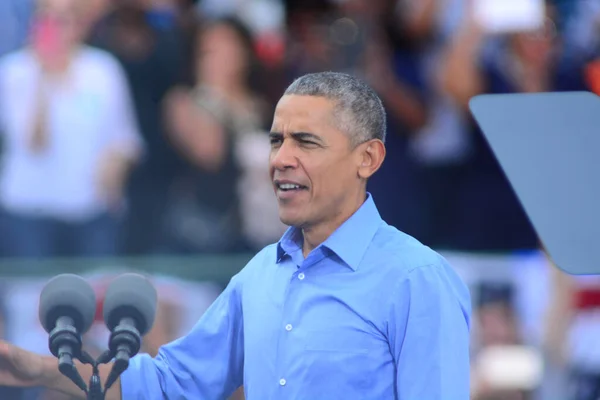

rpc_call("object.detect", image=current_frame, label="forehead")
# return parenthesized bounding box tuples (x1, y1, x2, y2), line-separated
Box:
(272, 95, 337, 132)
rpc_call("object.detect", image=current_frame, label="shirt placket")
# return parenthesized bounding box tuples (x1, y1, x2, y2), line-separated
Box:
(274, 247, 329, 396)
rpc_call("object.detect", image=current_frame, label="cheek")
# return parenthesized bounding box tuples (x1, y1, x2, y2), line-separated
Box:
(268, 164, 275, 179)
(62, 24, 81, 44)
(268, 153, 277, 174)
(310, 157, 354, 194)
(227, 48, 246, 68)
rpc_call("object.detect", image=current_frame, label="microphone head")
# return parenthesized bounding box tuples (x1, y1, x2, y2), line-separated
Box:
(38, 274, 97, 334)
(103, 273, 157, 336)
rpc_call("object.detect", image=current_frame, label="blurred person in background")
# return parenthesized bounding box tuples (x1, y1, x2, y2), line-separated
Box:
(566, 0, 600, 96)
(394, 0, 477, 251)
(284, 0, 433, 241)
(163, 17, 284, 253)
(543, 264, 600, 400)
(470, 283, 534, 400)
(473, 283, 520, 351)
(0, 0, 35, 256)
(354, 0, 436, 243)
(196, 0, 288, 108)
(88, 0, 189, 256)
(0, 0, 142, 259)
(438, 0, 591, 252)
(284, 0, 337, 75)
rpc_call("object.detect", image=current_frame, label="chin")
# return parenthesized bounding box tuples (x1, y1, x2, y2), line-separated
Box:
(279, 216, 298, 227)
(278, 211, 304, 228)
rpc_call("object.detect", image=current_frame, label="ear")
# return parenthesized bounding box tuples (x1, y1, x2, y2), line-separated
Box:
(356, 139, 386, 180)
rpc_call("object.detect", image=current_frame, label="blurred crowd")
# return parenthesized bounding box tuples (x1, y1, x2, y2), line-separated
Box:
(0, 0, 600, 399)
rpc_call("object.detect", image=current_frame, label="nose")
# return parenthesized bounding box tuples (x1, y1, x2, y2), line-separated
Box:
(270, 140, 298, 171)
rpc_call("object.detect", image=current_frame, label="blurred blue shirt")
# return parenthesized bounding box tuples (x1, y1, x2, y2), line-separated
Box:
(121, 194, 472, 399)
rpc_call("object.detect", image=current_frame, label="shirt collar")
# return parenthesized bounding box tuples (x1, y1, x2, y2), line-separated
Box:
(276, 193, 383, 271)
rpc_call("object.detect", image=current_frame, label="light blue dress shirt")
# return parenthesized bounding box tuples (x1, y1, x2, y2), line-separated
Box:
(121, 194, 472, 399)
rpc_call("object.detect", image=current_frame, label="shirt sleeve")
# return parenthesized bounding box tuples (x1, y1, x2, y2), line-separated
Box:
(388, 262, 472, 400)
(120, 272, 245, 400)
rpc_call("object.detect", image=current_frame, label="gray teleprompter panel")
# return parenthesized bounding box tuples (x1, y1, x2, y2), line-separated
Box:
(469, 91, 600, 275)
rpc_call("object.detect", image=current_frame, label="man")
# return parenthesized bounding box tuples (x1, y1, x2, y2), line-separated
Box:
(0, 72, 471, 399)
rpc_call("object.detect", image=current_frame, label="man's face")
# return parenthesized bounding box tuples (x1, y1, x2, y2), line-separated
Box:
(269, 95, 365, 229)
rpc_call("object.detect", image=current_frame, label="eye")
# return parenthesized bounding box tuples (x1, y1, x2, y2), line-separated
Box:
(299, 139, 318, 147)
(270, 137, 282, 146)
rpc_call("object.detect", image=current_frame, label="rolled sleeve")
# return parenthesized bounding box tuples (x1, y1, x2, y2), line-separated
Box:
(388, 262, 472, 400)
(119, 273, 245, 399)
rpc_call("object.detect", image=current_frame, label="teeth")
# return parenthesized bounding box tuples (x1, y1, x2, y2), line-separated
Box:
(279, 183, 300, 190)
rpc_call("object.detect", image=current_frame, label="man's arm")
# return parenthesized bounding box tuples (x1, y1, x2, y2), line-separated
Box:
(388, 261, 471, 399)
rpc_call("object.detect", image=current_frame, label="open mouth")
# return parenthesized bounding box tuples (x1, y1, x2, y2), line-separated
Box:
(275, 182, 309, 192)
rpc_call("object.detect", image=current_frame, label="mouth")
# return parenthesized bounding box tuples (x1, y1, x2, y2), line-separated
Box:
(274, 180, 309, 193)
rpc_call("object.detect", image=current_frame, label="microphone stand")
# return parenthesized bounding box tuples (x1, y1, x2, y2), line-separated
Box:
(50, 324, 135, 400)
(79, 351, 102, 400)
(59, 349, 124, 400)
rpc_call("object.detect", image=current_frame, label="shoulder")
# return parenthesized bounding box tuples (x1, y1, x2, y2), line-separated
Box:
(76, 46, 127, 80)
(77, 45, 120, 65)
(247, 243, 279, 268)
(366, 224, 470, 306)
(366, 223, 443, 273)
(230, 243, 279, 284)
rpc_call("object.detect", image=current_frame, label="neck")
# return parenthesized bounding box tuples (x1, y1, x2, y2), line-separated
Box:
(34, 45, 79, 77)
(301, 190, 367, 257)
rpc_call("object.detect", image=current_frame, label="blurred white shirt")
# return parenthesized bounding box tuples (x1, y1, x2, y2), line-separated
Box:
(0, 46, 142, 221)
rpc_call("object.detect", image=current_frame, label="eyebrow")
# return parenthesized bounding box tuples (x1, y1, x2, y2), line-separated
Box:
(269, 131, 325, 144)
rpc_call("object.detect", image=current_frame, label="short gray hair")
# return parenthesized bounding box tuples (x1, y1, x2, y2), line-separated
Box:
(284, 72, 386, 145)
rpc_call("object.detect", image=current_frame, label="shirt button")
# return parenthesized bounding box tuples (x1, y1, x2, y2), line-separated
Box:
(298, 273, 305, 280)
(279, 378, 287, 386)
(285, 324, 293, 331)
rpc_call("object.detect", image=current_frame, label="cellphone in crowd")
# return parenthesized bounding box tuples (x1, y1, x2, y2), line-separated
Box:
(473, 0, 546, 35)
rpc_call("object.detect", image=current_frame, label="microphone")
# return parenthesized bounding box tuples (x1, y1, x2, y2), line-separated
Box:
(101, 273, 157, 390)
(38, 274, 97, 393)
